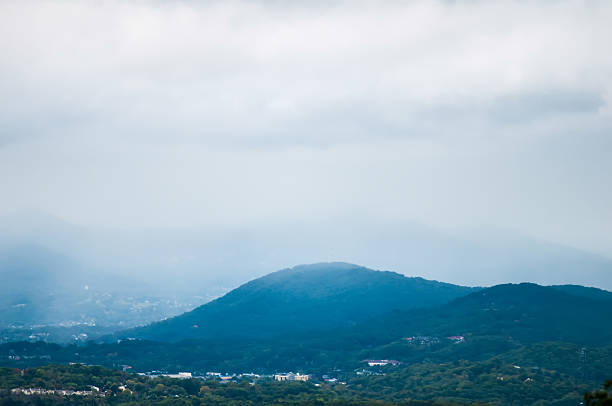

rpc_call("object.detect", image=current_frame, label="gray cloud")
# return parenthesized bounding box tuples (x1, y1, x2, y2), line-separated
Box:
(1, 0, 611, 146)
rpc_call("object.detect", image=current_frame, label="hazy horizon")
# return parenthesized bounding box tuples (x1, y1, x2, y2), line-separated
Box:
(2, 208, 611, 292)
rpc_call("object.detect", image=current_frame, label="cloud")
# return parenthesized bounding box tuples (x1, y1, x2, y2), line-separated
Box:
(0, 0, 611, 265)
(0, 0, 610, 147)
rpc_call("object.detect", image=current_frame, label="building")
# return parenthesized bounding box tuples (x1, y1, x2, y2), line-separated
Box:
(163, 372, 192, 379)
(403, 336, 440, 345)
(12, 388, 98, 397)
(364, 359, 400, 367)
(274, 372, 310, 381)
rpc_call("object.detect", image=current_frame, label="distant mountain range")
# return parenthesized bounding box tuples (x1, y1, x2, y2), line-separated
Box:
(2, 210, 612, 294)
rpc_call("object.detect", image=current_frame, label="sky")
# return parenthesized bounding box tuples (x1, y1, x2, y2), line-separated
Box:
(1, 0, 612, 282)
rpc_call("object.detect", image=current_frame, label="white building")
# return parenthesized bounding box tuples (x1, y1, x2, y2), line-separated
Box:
(365, 359, 400, 367)
(163, 372, 192, 379)
(274, 372, 309, 381)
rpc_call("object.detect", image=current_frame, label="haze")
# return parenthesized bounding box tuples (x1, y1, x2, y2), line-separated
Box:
(1, 0, 611, 290)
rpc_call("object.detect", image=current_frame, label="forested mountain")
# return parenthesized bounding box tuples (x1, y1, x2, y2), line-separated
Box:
(121, 263, 477, 342)
(122, 263, 612, 347)
(353, 282, 612, 347)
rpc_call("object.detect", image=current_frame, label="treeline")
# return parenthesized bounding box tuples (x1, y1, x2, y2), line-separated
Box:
(1, 333, 610, 405)
(0, 364, 466, 406)
(1, 339, 611, 382)
(352, 359, 590, 405)
(1, 363, 610, 406)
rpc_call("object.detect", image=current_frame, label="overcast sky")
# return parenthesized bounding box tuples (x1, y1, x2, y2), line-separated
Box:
(1, 0, 611, 260)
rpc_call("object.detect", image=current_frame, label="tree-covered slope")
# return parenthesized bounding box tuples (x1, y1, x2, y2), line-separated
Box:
(356, 283, 612, 346)
(122, 262, 477, 342)
(550, 284, 612, 302)
(0, 355, 609, 406)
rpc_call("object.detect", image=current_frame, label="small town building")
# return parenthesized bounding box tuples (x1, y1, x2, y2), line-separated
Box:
(163, 372, 192, 379)
(274, 372, 309, 381)
(364, 359, 400, 367)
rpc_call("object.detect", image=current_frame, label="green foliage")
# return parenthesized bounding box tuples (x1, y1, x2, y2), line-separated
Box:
(2, 364, 608, 406)
(0, 364, 459, 406)
(352, 357, 592, 405)
(585, 380, 612, 406)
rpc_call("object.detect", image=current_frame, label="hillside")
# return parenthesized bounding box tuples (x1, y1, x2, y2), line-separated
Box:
(1, 362, 609, 406)
(550, 284, 612, 302)
(356, 282, 612, 347)
(121, 262, 477, 342)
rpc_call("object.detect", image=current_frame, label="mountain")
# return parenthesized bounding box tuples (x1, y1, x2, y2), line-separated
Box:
(1, 267, 611, 389)
(4, 279, 611, 379)
(121, 262, 478, 342)
(358, 282, 612, 346)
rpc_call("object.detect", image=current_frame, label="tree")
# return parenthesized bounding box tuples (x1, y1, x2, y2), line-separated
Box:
(585, 380, 612, 406)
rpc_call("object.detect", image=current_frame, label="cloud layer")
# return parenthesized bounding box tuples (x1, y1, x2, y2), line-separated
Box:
(2, 0, 611, 144)
(1, 0, 611, 263)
